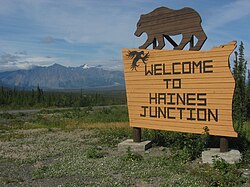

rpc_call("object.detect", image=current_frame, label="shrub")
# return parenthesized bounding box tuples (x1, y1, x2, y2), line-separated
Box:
(85, 147, 107, 159)
(122, 147, 143, 162)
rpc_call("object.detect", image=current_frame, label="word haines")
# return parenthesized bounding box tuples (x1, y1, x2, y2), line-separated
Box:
(148, 92, 207, 106)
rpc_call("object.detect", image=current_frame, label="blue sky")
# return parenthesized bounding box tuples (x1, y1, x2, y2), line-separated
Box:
(0, 0, 249, 71)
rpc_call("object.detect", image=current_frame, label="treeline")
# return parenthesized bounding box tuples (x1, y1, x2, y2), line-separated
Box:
(233, 41, 250, 131)
(0, 86, 126, 109)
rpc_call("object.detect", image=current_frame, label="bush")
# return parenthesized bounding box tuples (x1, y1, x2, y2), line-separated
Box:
(85, 147, 107, 159)
(122, 147, 143, 162)
(96, 127, 131, 146)
(142, 128, 209, 162)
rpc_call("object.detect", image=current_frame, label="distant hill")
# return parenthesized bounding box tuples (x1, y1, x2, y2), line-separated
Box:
(0, 63, 125, 90)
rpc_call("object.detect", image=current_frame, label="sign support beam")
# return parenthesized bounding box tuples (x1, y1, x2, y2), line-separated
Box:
(190, 35, 194, 49)
(133, 127, 141, 142)
(220, 137, 229, 152)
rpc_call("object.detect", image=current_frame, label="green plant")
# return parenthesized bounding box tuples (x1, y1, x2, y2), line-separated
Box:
(85, 147, 107, 159)
(212, 156, 230, 173)
(207, 156, 248, 186)
(0, 112, 15, 119)
(122, 147, 143, 162)
(96, 127, 131, 146)
(143, 127, 209, 162)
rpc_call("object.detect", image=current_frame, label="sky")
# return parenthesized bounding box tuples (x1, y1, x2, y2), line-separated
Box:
(0, 0, 250, 72)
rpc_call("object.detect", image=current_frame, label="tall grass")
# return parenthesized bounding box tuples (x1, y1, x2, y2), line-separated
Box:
(242, 121, 250, 142)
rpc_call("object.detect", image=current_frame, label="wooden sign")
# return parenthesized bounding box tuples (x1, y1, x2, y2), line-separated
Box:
(134, 7, 207, 50)
(122, 41, 237, 137)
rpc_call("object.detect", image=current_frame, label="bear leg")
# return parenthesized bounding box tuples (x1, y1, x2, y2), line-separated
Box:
(174, 33, 192, 50)
(155, 35, 165, 49)
(139, 35, 154, 49)
(190, 30, 207, 51)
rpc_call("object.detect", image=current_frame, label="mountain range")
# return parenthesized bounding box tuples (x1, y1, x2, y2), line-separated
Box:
(0, 64, 125, 90)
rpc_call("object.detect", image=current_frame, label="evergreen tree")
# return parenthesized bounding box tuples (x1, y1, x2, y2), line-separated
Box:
(247, 70, 250, 120)
(232, 41, 248, 130)
(36, 85, 43, 103)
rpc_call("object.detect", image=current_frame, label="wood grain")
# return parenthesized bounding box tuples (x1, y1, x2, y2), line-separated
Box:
(122, 41, 237, 137)
(134, 7, 207, 50)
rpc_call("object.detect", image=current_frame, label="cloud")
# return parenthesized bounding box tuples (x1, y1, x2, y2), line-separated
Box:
(0, 52, 58, 71)
(0, 53, 33, 71)
(14, 51, 27, 56)
(0, 0, 140, 47)
(0, 0, 249, 72)
(205, 0, 250, 31)
(0, 54, 19, 64)
(41, 36, 55, 44)
(79, 58, 124, 71)
(23, 56, 57, 63)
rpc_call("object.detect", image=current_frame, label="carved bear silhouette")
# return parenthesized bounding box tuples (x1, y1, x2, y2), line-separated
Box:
(134, 7, 207, 51)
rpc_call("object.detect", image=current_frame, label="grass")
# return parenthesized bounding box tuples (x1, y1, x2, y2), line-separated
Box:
(242, 121, 250, 142)
(0, 106, 249, 186)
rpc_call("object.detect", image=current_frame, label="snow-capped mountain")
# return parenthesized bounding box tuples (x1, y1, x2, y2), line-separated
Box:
(0, 63, 125, 90)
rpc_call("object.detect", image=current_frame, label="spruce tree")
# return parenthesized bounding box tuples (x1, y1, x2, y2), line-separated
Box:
(247, 70, 250, 120)
(232, 41, 247, 130)
(233, 51, 241, 127)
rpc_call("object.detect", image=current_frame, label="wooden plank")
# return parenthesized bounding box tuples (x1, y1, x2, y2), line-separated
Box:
(128, 106, 232, 116)
(126, 89, 234, 94)
(134, 7, 207, 50)
(127, 92, 233, 99)
(122, 46, 235, 55)
(123, 62, 233, 70)
(122, 42, 237, 137)
(126, 78, 234, 83)
(127, 97, 232, 105)
(128, 108, 232, 119)
(128, 109, 232, 122)
(124, 67, 233, 75)
(122, 49, 234, 60)
(125, 84, 233, 89)
(139, 10, 201, 23)
(128, 103, 232, 110)
(124, 74, 234, 81)
(129, 122, 237, 137)
(131, 118, 232, 131)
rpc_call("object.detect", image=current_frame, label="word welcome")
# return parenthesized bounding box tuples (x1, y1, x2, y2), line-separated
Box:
(145, 60, 213, 76)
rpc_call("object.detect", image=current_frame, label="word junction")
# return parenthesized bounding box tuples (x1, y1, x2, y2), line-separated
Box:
(140, 60, 218, 122)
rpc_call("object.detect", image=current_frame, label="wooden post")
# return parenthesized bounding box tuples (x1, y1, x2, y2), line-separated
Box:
(153, 38, 157, 49)
(220, 137, 229, 152)
(190, 35, 194, 48)
(133, 127, 141, 142)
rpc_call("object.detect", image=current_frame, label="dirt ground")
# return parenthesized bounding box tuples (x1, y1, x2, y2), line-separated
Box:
(0, 127, 174, 187)
(0, 113, 249, 187)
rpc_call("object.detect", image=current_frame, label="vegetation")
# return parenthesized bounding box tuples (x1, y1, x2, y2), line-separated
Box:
(0, 87, 126, 109)
(232, 42, 249, 130)
(0, 106, 249, 186)
(0, 41, 249, 186)
(231, 42, 250, 161)
(247, 69, 250, 119)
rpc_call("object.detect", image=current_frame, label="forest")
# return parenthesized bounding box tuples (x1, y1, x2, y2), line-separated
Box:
(0, 42, 249, 124)
(232, 42, 250, 132)
(0, 87, 126, 109)
(0, 42, 249, 187)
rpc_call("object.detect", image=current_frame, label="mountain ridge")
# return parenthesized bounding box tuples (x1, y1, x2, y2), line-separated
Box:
(0, 63, 125, 90)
